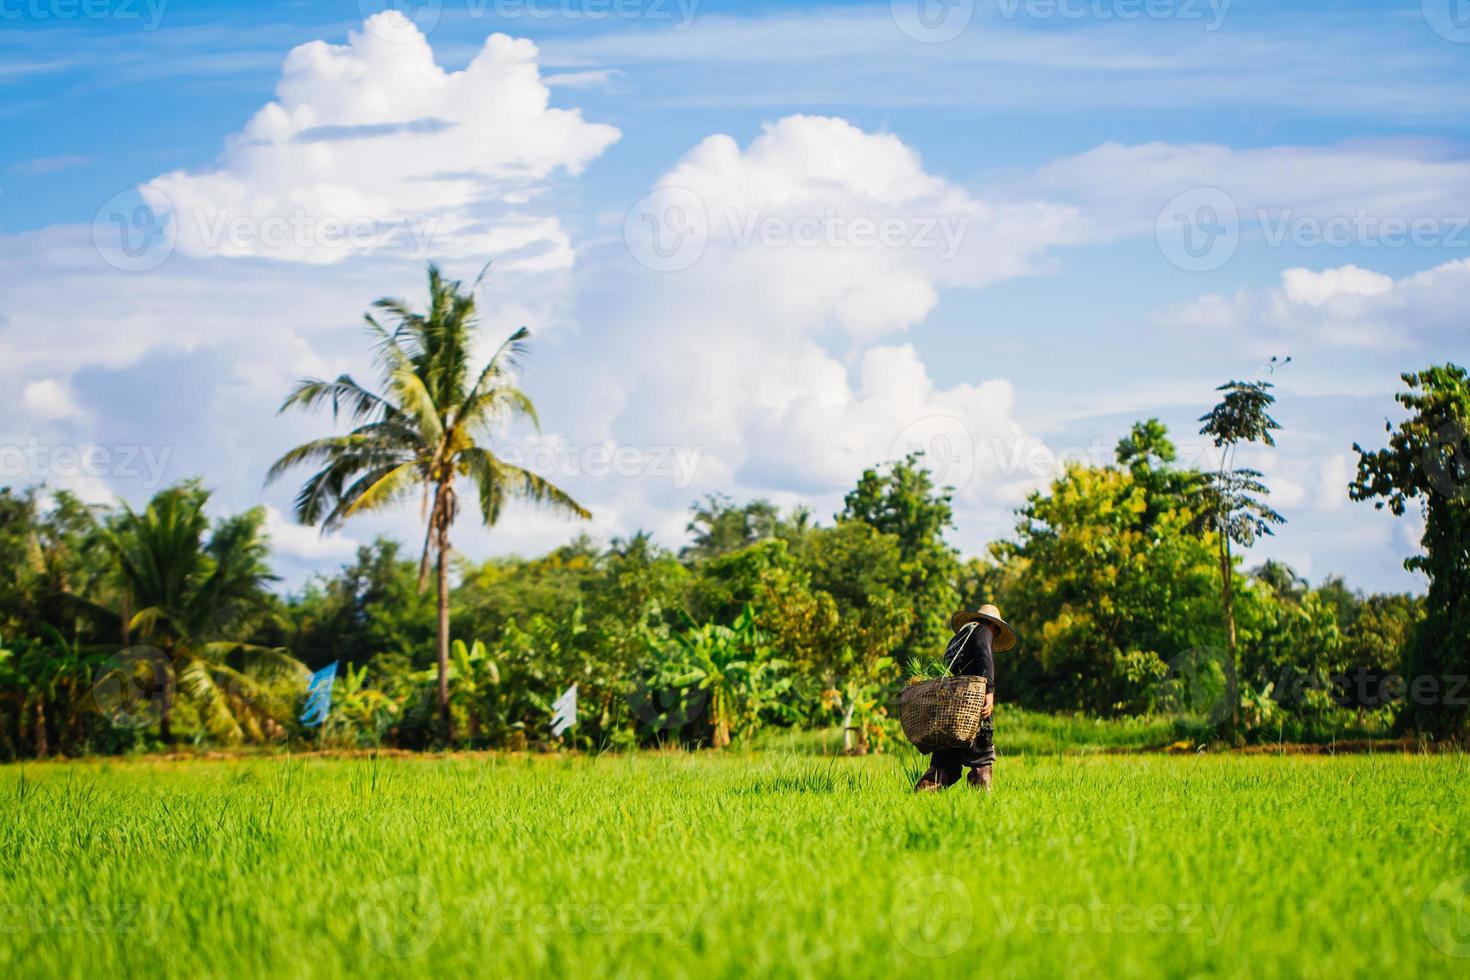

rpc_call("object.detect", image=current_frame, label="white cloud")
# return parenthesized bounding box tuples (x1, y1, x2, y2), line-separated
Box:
(1317, 453, 1354, 513)
(143, 14, 620, 265)
(22, 379, 85, 421)
(4, 16, 1460, 597)
(1024, 140, 1470, 242)
(1281, 266, 1394, 307)
(1155, 257, 1470, 351)
(643, 115, 1084, 342)
(530, 8, 1470, 119)
(264, 506, 359, 562)
(566, 115, 1072, 532)
(543, 69, 624, 89)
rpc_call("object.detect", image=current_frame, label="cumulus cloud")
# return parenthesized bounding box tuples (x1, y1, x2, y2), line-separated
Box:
(1155, 257, 1470, 351)
(3, 18, 1459, 595)
(566, 114, 1077, 536)
(635, 115, 1083, 339)
(22, 379, 85, 421)
(143, 13, 620, 265)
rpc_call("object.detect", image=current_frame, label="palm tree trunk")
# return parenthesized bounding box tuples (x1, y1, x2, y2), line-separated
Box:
(159, 647, 176, 744)
(33, 697, 48, 758)
(436, 535, 453, 743)
(711, 690, 730, 749)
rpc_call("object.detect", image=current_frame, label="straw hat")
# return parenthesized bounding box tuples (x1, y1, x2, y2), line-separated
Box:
(949, 603, 1018, 652)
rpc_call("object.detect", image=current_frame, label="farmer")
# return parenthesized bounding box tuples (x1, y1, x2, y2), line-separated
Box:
(914, 604, 1016, 793)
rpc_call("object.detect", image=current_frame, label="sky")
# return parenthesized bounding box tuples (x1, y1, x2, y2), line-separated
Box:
(2, 0, 1468, 593)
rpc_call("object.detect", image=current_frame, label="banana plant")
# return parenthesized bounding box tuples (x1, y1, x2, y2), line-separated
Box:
(448, 638, 501, 745)
(652, 604, 789, 749)
(326, 662, 403, 744)
(0, 626, 99, 757)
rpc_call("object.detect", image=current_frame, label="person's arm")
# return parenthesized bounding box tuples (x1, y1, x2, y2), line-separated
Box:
(974, 624, 996, 718)
(973, 624, 995, 688)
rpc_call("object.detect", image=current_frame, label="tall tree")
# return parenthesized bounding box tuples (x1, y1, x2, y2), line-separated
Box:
(99, 483, 301, 743)
(1198, 377, 1286, 726)
(269, 264, 590, 740)
(993, 459, 1219, 713)
(839, 452, 958, 661)
(1351, 364, 1470, 737)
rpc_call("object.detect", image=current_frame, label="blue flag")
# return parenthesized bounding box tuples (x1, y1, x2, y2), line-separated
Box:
(301, 661, 338, 728)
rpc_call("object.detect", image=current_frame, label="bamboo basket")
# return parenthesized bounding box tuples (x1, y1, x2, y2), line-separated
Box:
(899, 676, 987, 752)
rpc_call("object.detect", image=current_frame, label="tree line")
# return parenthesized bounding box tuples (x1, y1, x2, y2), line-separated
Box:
(1, 267, 1465, 758)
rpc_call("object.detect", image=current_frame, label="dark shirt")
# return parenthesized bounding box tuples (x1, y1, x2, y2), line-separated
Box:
(943, 622, 995, 694)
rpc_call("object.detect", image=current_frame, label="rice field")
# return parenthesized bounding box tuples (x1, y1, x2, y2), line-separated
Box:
(2, 750, 1467, 978)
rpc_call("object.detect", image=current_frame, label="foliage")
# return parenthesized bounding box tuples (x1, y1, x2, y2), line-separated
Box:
(98, 483, 305, 744)
(839, 452, 959, 662)
(1351, 363, 1470, 736)
(682, 494, 811, 561)
(0, 367, 1457, 756)
(640, 605, 787, 748)
(993, 459, 1221, 714)
(269, 264, 590, 739)
(1197, 376, 1287, 735)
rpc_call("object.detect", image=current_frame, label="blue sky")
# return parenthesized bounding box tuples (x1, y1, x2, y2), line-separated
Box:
(3, 0, 1469, 592)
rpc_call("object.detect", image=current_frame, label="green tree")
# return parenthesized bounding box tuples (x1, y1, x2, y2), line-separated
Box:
(269, 264, 590, 740)
(98, 483, 303, 743)
(1198, 378, 1286, 726)
(994, 461, 1220, 713)
(648, 605, 784, 748)
(763, 521, 911, 751)
(1252, 560, 1309, 603)
(839, 452, 959, 661)
(0, 627, 98, 758)
(1351, 363, 1470, 736)
(283, 538, 437, 670)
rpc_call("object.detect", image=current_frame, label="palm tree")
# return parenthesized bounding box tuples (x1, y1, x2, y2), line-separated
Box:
(268, 264, 590, 740)
(98, 483, 304, 743)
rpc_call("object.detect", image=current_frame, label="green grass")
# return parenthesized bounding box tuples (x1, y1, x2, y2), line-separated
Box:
(750, 708, 1177, 756)
(2, 750, 1468, 978)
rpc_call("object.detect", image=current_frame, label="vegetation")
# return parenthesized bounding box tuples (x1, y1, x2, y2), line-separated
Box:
(1352, 364, 1470, 737)
(0, 264, 1462, 756)
(1197, 373, 1286, 733)
(269, 265, 589, 739)
(2, 753, 1466, 978)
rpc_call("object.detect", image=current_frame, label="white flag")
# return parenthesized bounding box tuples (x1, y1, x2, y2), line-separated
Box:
(551, 683, 577, 737)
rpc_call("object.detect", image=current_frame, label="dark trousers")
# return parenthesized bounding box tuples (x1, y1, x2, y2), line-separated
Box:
(925, 717, 995, 786)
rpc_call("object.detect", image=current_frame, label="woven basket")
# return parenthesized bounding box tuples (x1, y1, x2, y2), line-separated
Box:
(899, 676, 987, 752)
